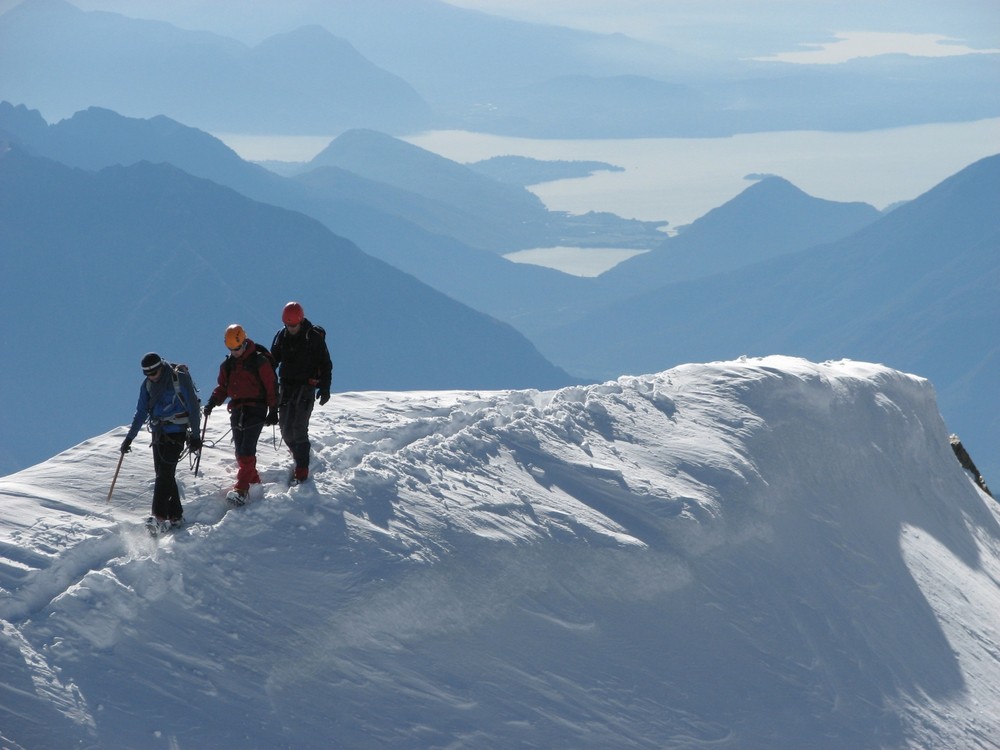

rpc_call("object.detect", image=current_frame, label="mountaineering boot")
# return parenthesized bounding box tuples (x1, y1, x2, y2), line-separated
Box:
(226, 489, 247, 507)
(146, 516, 172, 536)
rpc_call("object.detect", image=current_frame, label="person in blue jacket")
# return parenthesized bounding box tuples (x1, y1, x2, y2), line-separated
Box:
(120, 352, 201, 527)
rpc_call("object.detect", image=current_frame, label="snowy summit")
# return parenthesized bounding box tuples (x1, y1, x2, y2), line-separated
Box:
(1, 356, 998, 749)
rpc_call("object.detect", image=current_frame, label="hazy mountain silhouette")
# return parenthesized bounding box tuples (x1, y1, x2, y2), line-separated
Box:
(306, 129, 664, 253)
(157, 0, 683, 121)
(288, 194, 597, 337)
(481, 74, 721, 139)
(3, 0, 996, 139)
(598, 177, 881, 298)
(5, 102, 997, 491)
(0, 145, 576, 475)
(307, 129, 552, 253)
(153, 0, 1000, 137)
(491, 56, 1000, 138)
(466, 156, 624, 186)
(536, 154, 1000, 480)
(0, 0, 434, 133)
(0, 104, 603, 330)
(722, 54, 1000, 133)
(1, 104, 262, 183)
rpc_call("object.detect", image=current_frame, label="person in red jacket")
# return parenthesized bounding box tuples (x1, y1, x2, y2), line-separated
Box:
(203, 324, 278, 504)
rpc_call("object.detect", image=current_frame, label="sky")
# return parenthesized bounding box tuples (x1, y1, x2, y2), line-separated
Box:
(1, 355, 998, 748)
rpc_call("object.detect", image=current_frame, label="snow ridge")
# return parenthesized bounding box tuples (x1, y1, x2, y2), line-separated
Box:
(1, 356, 998, 749)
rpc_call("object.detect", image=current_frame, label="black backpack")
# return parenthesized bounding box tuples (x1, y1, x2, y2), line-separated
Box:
(223, 344, 276, 377)
(222, 344, 277, 404)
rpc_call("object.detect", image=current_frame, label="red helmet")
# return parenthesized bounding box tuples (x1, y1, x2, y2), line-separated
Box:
(282, 301, 305, 326)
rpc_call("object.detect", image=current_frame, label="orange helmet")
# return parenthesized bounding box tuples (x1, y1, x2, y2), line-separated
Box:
(225, 324, 246, 351)
(282, 301, 305, 326)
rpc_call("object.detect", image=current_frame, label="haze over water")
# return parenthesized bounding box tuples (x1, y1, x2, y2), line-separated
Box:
(223, 118, 1000, 231)
(406, 119, 1000, 228)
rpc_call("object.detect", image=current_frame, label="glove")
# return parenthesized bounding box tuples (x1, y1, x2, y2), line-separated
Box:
(203, 402, 214, 417)
(317, 389, 330, 406)
(188, 435, 203, 452)
(120, 438, 132, 454)
(265, 407, 278, 426)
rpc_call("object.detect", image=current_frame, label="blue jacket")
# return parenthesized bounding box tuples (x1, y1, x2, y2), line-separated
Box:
(126, 364, 200, 441)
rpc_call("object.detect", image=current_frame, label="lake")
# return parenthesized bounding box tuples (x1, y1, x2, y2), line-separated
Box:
(217, 118, 1000, 274)
(405, 119, 1000, 227)
(504, 246, 649, 276)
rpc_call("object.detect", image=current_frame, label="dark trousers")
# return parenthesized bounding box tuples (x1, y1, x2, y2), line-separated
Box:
(231, 404, 267, 458)
(279, 391, 314, 469)
(231, 404, 267, 493)
(151, 431, 185, 521)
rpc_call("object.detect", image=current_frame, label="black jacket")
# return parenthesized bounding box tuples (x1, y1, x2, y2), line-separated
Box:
(270, 319, 333, 396)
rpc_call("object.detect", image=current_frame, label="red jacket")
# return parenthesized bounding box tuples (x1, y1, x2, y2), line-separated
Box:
(210, 340, 277, 409)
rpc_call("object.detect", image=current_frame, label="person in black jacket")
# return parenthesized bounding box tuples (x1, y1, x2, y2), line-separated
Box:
(270, 301, 333, 483)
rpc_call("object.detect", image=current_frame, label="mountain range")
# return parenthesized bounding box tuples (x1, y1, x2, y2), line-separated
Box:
(537, 154, 1000, 482)
(0, 0, 434, 134)
(1, 0, 997, 137)
(0, 103, 880, 330)
(0, 138, 575, 475)
(598, 176, 882, 295)
(0, 103, 645, 334)
(3, 100, 998, 486)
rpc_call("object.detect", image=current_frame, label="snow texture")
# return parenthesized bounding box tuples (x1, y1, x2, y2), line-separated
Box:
(1, 356, 998, 749)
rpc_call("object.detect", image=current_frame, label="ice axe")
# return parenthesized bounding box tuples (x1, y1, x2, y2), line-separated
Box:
(193, 410, 209, 477)
(107, 450, 126, 503)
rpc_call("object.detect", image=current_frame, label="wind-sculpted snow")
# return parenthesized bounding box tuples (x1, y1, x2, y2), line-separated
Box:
(1, 356, 998, 749)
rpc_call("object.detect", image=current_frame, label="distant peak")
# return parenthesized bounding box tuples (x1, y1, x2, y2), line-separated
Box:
(254, 23, 357, 53)
(56, 106, 135, 130)
(68, 105, 121, 120)
(277, 23, 334, 38)
(312, 128, 418, 163)
(335, 128, 396, 143)
(743, 175, 803, 195)
(258, 24, 333, 44)
(0, 101, 49, 131)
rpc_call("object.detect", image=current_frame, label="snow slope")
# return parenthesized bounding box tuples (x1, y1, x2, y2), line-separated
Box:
(1, 356, 998, 749)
